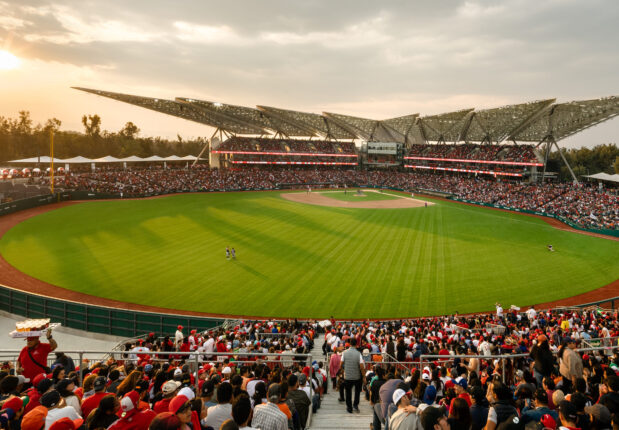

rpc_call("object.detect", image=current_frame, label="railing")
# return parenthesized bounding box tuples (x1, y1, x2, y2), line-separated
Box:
(420, 345, 618, 384)
(0, 349, 316, 427)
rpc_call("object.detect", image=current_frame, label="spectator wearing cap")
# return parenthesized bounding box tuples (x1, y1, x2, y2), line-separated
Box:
(204, 381, 233, 430)
(558, 400, 580, 430)
(107, 370, 122, 394)
(200, 380, 216, 409)
(421, 405, 450, 430)
(154, 381, 181, 414)
(41, 390, 81, 430)
(530, 335, 554, 387)
(175, 327, 184, 351)
(81, 376, 110, 420)
(108, 391, 155, 430)
(485, 381, 518, 430)
(85, 395, 119, 430)
(21, 404, 48, 430)
(168, 395, 194, 430)
(449, 377, 471, 414)
(251, 384, 287, 430)
(558, 339, 582, 394)
(584, 404, 611, 430)
(389, 388, 419, 430)
(17, 330, 57, 382)
(56, 379, 81, 416)
(2, 396, 25, 426)
(25, 377, 54, 415)
(48, 416, 83, 430)
(286, 374, 310, 430)
(148, 412, 181, 430)
(522, 388, 559, 424)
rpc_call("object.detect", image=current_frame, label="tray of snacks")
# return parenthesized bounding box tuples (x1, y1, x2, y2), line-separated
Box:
(9, 319, 61, 338)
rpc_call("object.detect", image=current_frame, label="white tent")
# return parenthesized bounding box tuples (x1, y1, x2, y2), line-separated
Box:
(584, 172, 619, 184)
(121, 156, 145, 162)
(93, 155, 122, 163)
(8, 156, 67, 163)
(142, 155, 165, 161)
(62, 156, 93, 163)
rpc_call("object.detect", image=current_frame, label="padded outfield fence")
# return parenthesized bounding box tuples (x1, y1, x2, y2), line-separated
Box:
(0, 283, 225, 337)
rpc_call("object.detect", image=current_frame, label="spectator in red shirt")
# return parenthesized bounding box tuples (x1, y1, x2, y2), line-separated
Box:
(81, 377, 110, 420)
(17, 331, 57, 381)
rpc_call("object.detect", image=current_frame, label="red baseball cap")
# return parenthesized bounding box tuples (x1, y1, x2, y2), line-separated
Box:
(541, 414, 556, 429)
(169, 395, 190, 414)
(48, 417, 84, 430)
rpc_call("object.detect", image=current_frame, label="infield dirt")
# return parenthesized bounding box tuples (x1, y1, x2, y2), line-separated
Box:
(281, 190, 433, 208)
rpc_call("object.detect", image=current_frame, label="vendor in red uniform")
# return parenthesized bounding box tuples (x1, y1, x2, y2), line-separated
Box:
(17, 329, 57, 381)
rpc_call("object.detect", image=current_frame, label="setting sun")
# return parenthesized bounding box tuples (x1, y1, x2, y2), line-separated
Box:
(0, 50, 20, 70)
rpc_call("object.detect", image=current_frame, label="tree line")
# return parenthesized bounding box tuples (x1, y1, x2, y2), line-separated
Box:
(0, 111, 206, 162)
(546, 143, 619, 180)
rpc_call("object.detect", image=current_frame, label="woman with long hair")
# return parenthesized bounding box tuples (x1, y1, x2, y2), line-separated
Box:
(448, 397, 473, 430)
(251, 381, 267, 408)
(87, 395, 119, 430)
(116, 370, 143, 398)
(56, 378, 82, 415)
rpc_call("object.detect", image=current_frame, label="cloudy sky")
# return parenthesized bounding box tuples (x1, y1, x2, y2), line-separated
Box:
(0, 0, 617, 147)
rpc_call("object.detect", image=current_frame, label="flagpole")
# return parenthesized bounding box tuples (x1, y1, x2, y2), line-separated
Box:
(50, 129, 54, 194)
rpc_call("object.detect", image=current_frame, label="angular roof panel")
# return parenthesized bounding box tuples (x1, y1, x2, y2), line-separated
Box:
(323, 112, 379, 140)
(257, 106, 355, 139)
(464, 99, 555, 142)
(382, 114, 419, 136)
(419, 109, 473, 142)
(513, 96, 619, 141)
(73, 88, 265, 134)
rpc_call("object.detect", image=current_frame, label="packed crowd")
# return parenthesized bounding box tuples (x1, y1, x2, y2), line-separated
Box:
(41, 167, 619, 230)
(325, 306, 619, 430)
(405, 144, 539, 164)
(3, 319, 326, 430)
(216, 138, 357, 156)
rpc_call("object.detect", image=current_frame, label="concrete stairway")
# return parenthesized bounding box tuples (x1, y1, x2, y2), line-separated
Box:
(309, 336, 373, 430)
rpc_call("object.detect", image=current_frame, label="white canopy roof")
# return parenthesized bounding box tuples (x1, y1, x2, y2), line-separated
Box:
(8, 155, 204, 164)
(584, 172, 619, 184)
(93, 155, 122, 162)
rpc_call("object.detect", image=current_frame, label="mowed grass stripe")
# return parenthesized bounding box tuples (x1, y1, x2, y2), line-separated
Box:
(0, 192, 617, 318)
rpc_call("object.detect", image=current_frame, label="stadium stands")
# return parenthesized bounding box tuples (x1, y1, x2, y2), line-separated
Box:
(6, 308, 618, 430)
(212, 137, 358, 166)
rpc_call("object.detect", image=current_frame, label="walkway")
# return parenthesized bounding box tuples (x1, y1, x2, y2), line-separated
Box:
(309, 336, 373, 430)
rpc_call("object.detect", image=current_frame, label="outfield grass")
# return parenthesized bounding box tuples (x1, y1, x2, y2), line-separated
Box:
(320, 190, 401, 202)
(0, 191, 617, 319)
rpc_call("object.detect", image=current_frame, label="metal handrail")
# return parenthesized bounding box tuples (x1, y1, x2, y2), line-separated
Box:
(0, 349, 314, 402)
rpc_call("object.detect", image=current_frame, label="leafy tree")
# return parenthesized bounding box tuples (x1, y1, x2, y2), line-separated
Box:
(119, 121, 140, 139)
(81, 114, 101, 137)
(16, 110, 32, 135)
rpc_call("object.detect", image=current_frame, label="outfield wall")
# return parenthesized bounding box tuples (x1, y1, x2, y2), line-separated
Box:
(0, 283, 224, 337)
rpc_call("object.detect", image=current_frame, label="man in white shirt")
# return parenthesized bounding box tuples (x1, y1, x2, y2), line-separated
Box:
(175, 325, 184, 350)
(204, 382, 233, 430)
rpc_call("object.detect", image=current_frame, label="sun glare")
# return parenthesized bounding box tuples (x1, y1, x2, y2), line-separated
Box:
(0, 50, 20, 70)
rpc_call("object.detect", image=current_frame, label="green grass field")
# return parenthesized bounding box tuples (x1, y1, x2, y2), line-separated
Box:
(0, 191, 617, 319)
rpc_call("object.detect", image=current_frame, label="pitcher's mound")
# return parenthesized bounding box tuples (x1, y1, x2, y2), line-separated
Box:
(281, 191, 432, 209)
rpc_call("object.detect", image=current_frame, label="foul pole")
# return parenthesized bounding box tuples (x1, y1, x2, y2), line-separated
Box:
(50, 129, 54, 194)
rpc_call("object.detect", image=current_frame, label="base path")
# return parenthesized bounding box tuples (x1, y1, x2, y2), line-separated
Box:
(282, 190, 432, 209)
